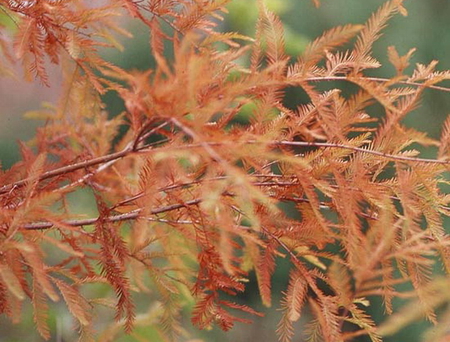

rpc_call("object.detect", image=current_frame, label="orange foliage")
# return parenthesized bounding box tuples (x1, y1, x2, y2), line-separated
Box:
(2, 0, 450, 341)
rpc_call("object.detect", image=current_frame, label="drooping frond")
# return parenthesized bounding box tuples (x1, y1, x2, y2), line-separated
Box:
(257, 0, 287, 67)
(309, 297, 341, 342)
(277, 269, 308, 342)
(439, 115, 450, 159)
(32, 278, 50, 340)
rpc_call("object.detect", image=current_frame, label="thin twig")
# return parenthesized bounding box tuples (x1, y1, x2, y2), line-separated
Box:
(112, 174, 297, 209)
(0, 148, 131, 196)
(3, 138, 450, 198)
(305, 75, 450, 93)
(270, 140, 450, 165)
(132, 120, 169, 151)
(229, 204, 327, 300)
(20, 199, 202, 230)
(171, 117, 226, 163)
(0, 136, 168, 196)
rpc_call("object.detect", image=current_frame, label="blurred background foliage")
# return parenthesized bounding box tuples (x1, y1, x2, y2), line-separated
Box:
(1, 0, 450, 341)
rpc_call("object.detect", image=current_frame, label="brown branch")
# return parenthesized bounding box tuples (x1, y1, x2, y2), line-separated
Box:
(20, 180, 305, 231)
(3, 137, 450, 198)
(170, 117, 227, 163)
(0, 132, 169, 196)
(112, 174, 298, 209)
(132, 2, 187, 38)
(270, 140, 450, 165)
(306, 75, 450, 93)
(132, 120, 170, 151)
(0, 148, 132, 196)
(21, 198, 202, 230)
